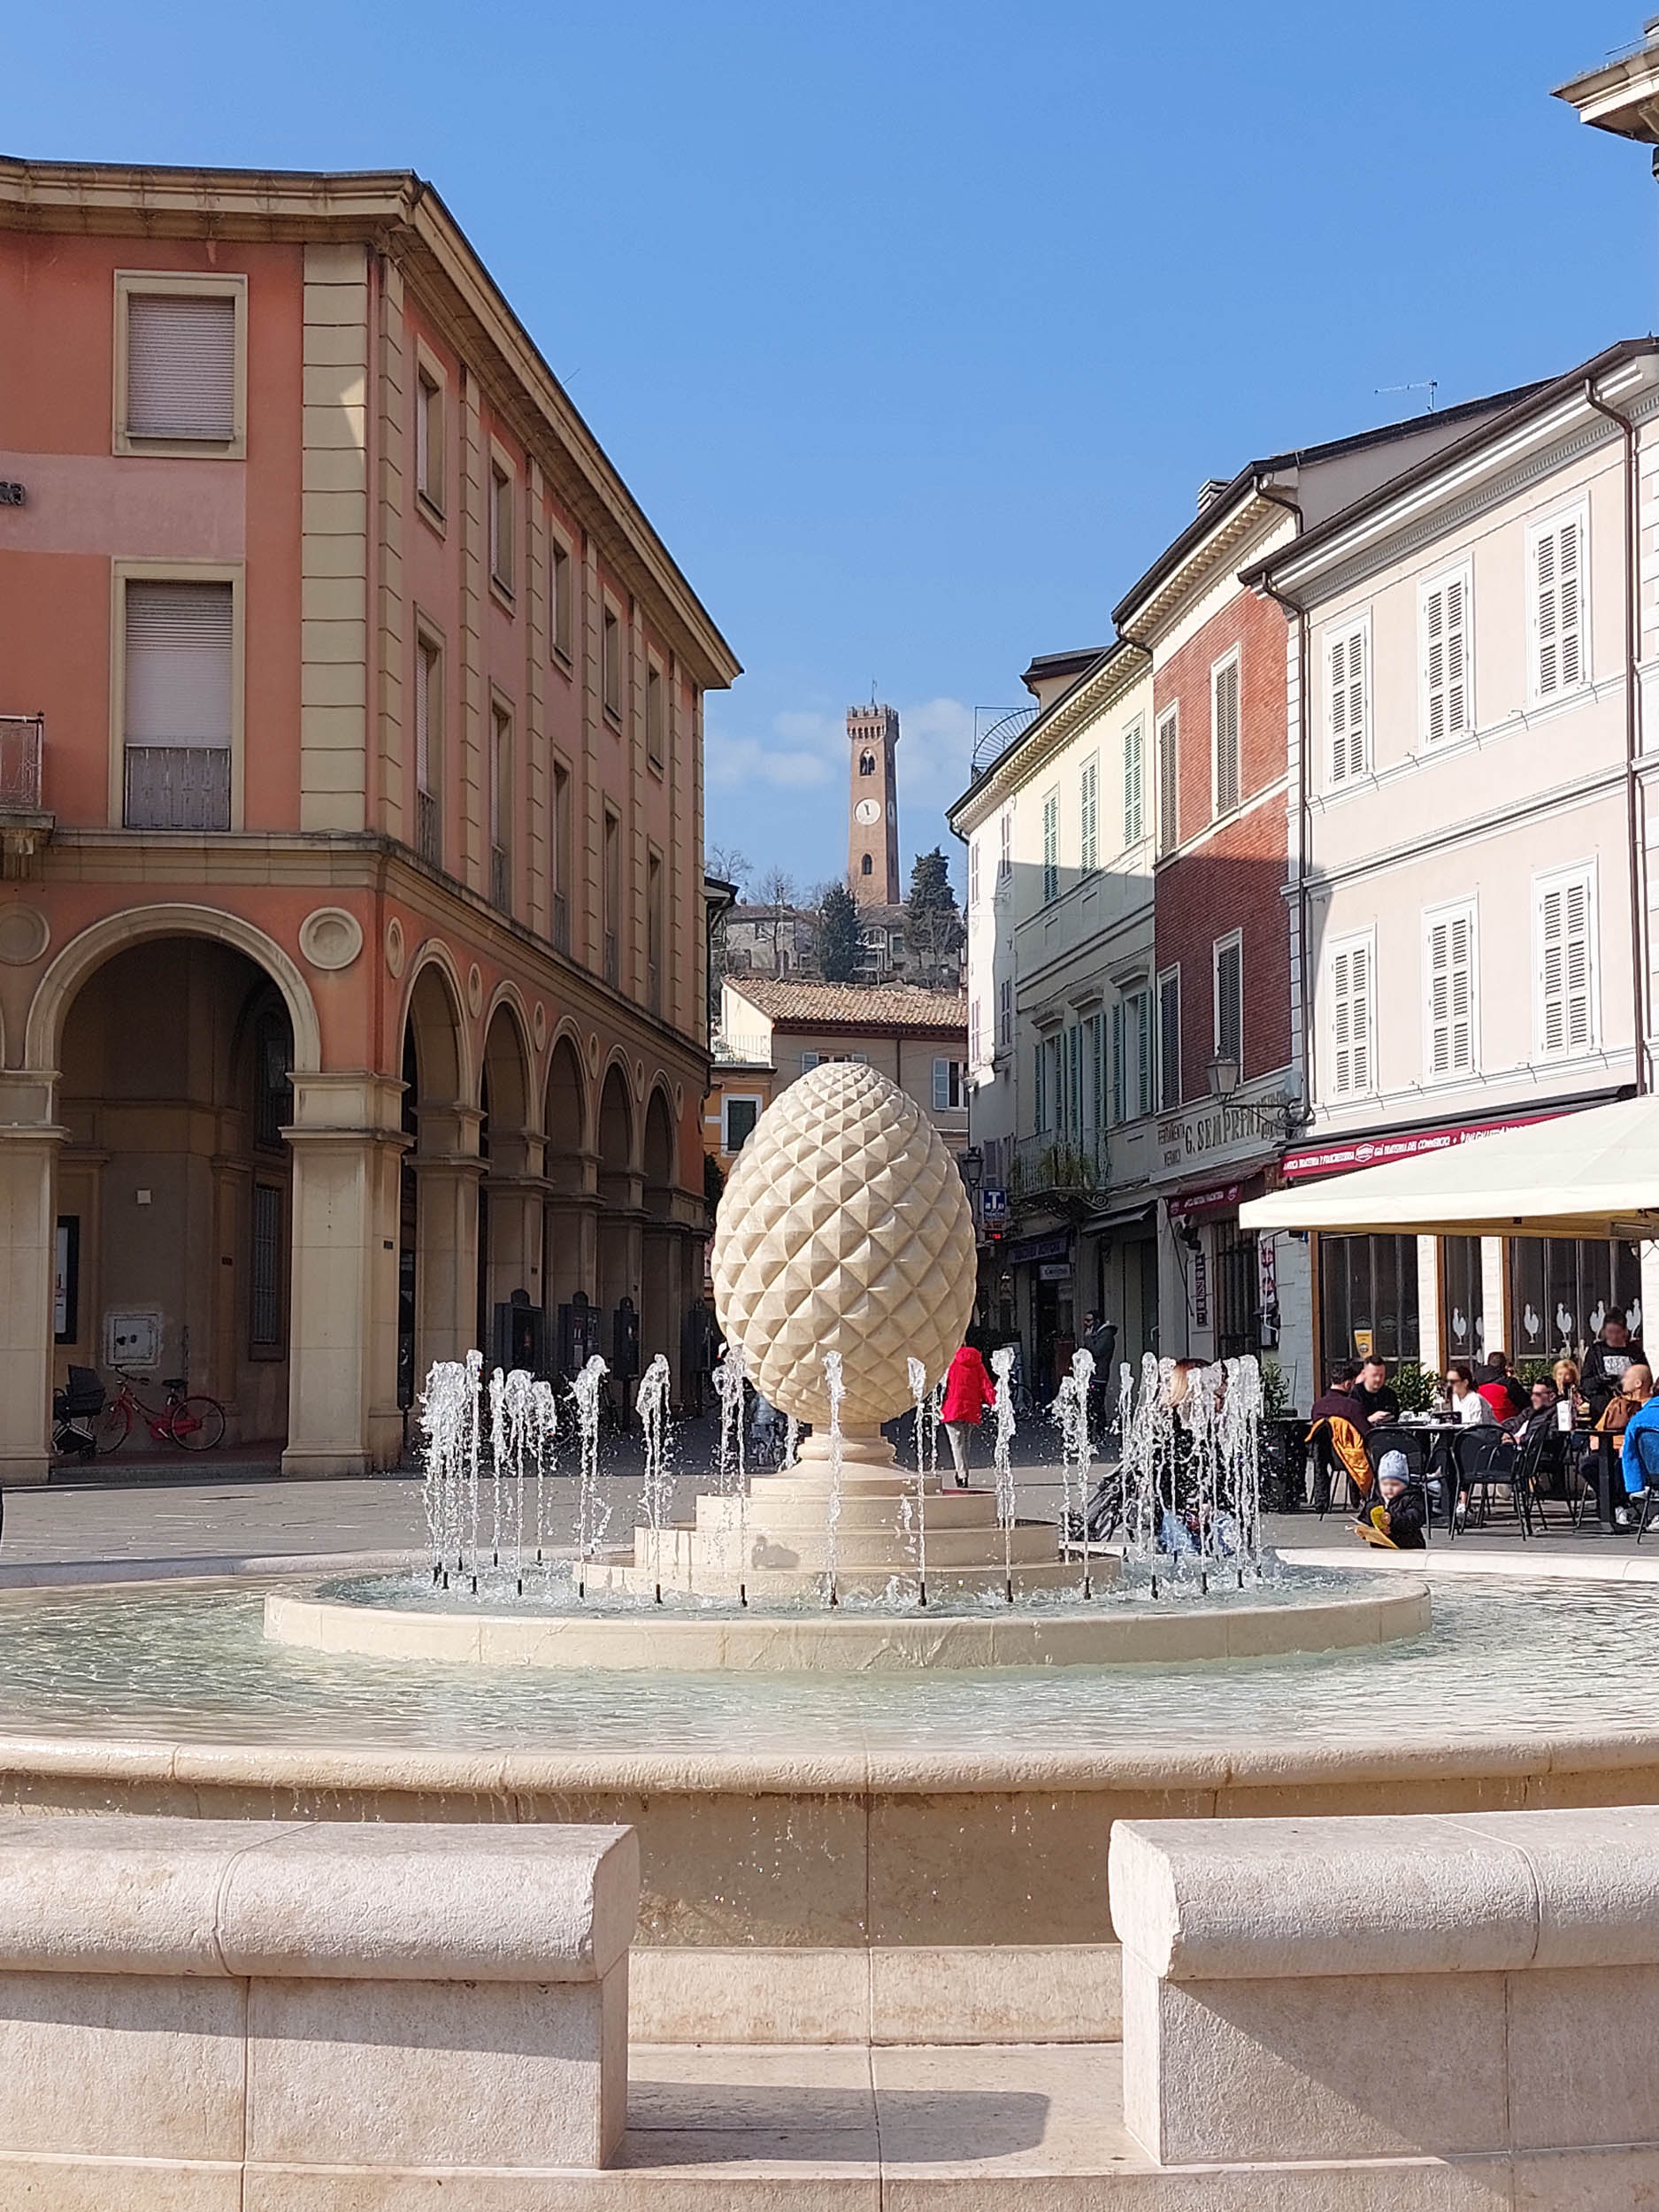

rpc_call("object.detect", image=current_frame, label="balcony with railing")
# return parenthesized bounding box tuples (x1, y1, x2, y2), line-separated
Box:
(1010, 1129, 1110, 1205)
(415, 787, 441, 868)
(603, 930, 619, 990)
(489, 843, 511, 912)
(0, 714, 51, 877)
(124, 745, 231, 833)
(551, 890, 570, 955)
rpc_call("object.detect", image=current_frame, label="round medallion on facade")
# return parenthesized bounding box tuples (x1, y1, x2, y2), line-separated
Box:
(533, 1001, 547, 1049)
(298, 907, 364, 973)
(384, 916, 405, 979)
(710, 1061, 976, 1432)
(467, 964, 483, 1018)
(0, 906, 50, 966)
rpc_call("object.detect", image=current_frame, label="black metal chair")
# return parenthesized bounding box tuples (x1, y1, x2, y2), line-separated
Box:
(1630, 1425, 1659, 1542)
(1308, 1420, 1370, 1518)
(1453, 1425, 1532, 1539)
(1363, 1425, 1433, 1541)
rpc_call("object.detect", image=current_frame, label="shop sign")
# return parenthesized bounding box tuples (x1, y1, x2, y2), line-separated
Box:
(1169, 1179, 1248, 1225)
(1038, 1261, 1073, 1283)
(1005, 1228, 1072, 1267)
(1281, 1106, 1569, 1183)
(1157, 1098, 1279, 1172)
(981, 1187, 1008, 1225)
(1192, 1251, 1209, 1327)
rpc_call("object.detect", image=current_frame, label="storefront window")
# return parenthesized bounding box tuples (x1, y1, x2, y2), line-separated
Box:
(1321, 1233, 1420, 1364)
(1441, 1235, 1483, 1364)
(1509, 1238, 1640, 1362)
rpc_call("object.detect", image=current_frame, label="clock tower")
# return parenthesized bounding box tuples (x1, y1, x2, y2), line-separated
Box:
(847, 699, 901, 905)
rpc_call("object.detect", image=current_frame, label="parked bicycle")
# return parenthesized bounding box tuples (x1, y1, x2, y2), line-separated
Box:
(95, 1369, 227, 1455)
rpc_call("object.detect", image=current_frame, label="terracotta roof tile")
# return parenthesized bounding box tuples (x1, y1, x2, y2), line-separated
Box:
(727, 979, 967, 1032)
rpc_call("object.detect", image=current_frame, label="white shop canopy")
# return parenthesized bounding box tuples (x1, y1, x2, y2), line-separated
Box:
(1239, 1094, 1659, 1242)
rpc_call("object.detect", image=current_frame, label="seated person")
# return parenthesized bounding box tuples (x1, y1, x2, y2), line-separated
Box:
(1479, 1351, 1528, 1420)
(1349, 1356, 1400, 1428)
(1356, 1449, 1427, 1551)
(1306, 1362, 1371, 1509)
(1600, 1363, 1656, 1526)
(1582, 1310, 1643, 1423)
(1310, 1361, 1364, 1427)
(1502, 1376, 1559, 1444)
(1621, 1386, 1659, 1525)
(1445, 1362, 1495, 1425)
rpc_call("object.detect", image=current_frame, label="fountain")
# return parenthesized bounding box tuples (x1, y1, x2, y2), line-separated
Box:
(265, 1064, 1425, 1673)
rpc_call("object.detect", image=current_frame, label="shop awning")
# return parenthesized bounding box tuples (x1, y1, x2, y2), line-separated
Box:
(1240, 1094, 1659, 1240)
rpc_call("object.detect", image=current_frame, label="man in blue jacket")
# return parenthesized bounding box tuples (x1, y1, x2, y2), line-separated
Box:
(1618, 1386, 1659, 1530)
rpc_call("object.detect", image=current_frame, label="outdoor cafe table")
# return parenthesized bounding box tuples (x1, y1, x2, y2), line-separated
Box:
(1389, 1417, 1470, 1534)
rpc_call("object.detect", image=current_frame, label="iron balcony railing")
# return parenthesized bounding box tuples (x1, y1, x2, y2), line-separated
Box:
(489, 843, 511, 912)
(0, 716, 43, 811)
(415, 787, 441, 867)
(551, 890, 570, 955)
(1010, 1129, 1110, 1202)
(603, 929, 619, 990)
(124, 745, 231, 832)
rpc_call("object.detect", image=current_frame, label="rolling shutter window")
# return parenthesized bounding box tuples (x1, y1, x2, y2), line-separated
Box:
(125, 582, 233, 746)
(414, 641, 434, 793)
(1532, 516, 1585, 701)
(1327, 624, 1368, 784)
(127, 296, 235, 440)
(1537, 870, 1594, 1056)
(1213, 660, 1240, 815)
(1426, 906, 1475, 1079)
(1330, 939, 1371, 1097)
(1423, 572, 1470, 746)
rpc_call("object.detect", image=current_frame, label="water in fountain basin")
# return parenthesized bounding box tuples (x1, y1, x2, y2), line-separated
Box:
(1117, 1353, 1267, 1593)
(418, 1358, 471, 1586)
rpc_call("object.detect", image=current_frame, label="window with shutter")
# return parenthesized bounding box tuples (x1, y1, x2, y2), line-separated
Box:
(1425, 903, 1476, 1079)
(1091, 1010, 1108, 1130)
(1079, 755, 1098, 873)
(1212, 658, 1240, 816)
(551, 539, 573, 661)
(1329, 936, 1373, 1097)
(1131, 987, 1153, 1118)
(1326, 621, 1369, 785)
(1110, 1000, 1127, 1125)
(1531, 510, 1587, 703)
(997, 977, 1012, 1051)
(1421, 567, 1471, 747)
(1157, 710, 1179, 852)
(415, 371, 443, 512)
(1535, 866, 1595, 1056)
(1158, 967, 1181, 1111)
(122, 580, 234, 831)
(1213, 934, 1243, 1067)
(969, 1001, 982, 1065)
(1033, 1041, 1046, 1132)
(1123, 719, 1144, 846)
(489, 465, 515, 595)
(126, 295, 236, 442)
(1041, 790, 1059, 902)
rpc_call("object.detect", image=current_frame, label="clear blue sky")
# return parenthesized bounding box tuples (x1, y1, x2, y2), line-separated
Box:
(11, 3, 1655, 896)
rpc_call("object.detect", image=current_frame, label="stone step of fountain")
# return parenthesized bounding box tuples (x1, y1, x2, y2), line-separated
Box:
(598, 1553, 1094, 1602)
(693, 1487, 1008, 1534)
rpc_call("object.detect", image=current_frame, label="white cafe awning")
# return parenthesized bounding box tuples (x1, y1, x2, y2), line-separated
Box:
(1240, 1094, 1659, 1241)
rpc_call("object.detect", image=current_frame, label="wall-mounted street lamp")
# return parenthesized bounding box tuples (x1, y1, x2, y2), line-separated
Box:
(1204, 1055, 1303, 1145)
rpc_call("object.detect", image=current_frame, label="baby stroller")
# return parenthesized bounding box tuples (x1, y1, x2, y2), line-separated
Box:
(51, 1365, 105, 1460)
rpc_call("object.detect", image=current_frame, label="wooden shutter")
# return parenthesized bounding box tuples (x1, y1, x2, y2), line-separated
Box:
(415, 642, 433, 792)
(1158, 971, 1180, 1111)
(1042, 791, 1058, 899)
(1328, 625, 1367, 784)
(1214, 661, 1240, 814)
(127, 296, 235, 439)
(1427, 908, 1473, 1078)
(1424, 573, 1469, 745)
(125, 582, 233, 745)
(1331, 941, 1371, 1095)
(1133, 990, 1153, 1118)
(1215, 938, 1243, 1064)
(1110, 1000, 1126, 1125)
(1534, 516, 1586, 701)
(1157, 711, 1179, 850)
(1123, 722, 1143, 844)
(1079, 757, 1097, 872)
(1538, 872, 1594, 1054)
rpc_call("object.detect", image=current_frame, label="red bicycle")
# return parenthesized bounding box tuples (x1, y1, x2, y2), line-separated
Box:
(95, 1369, 227, 1455)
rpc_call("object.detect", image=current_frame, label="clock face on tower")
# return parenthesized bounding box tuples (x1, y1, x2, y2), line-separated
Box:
(854, 797, 881, 826)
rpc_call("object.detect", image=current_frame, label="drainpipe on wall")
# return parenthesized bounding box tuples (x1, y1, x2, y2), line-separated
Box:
(1249, 477, 1309, 1125)
(1582, 376, 1648, 1095)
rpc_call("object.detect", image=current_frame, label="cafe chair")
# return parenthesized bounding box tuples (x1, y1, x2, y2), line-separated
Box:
(1630, 1426, 1659, 1543)
(1452, 1427, 1531, 1540)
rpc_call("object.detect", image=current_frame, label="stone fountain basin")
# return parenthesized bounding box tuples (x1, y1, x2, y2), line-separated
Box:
(261, 1576, 1430, 1673)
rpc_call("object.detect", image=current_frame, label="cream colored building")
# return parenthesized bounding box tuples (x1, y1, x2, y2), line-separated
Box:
(718, 979, 968, 1154)
(949, 644, 1159, 1385)
(1254, 340, 1659, 1378)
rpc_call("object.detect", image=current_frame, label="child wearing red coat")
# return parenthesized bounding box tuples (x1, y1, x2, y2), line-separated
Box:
(940, 1344, 996, 1487)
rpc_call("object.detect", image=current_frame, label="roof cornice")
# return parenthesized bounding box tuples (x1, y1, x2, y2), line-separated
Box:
(0, 155, 741, 689)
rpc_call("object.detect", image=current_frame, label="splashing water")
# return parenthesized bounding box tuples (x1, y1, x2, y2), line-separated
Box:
(782, 1414, 800, 1470)
(905, 1356, 930, 1607)
(712, 1340, 750, 1603)
(988, 1345, 1018, 1604)
(487, 1368, 508, 1566)
(1117, 1354, 1267, 1592)
(530, 1377, 559, 1563)
(1064, 1347, 1095, 1598)
(636, 1353, 673, 1603)
(570, 1355, 610, 1599)
(419, 1359, 470, 1585)
(822, 1349, 846, 1608)
(464, 1348, 484, 1588)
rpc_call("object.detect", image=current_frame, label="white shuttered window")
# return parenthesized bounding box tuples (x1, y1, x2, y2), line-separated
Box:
(1156, 710, 1179, 852)
(127, 296, 235, 441)
(1212, 657, 1240, 816)
(1530, 509, 1587, 703)
(1535, 865, 1596, 1057)
(1123, 719, 1144, 846)
(1421, 566, 1471, 747)
(1329, 937, 1373, 1098)
(1326, 620, 1369, 785)
(123, 580, 234, 831)
(1425, 903, 1477, 1079)
(1079, 754, 1098, 873)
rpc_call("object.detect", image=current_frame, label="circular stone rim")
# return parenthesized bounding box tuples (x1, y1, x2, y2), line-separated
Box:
(262, 1578, 1431, 1674)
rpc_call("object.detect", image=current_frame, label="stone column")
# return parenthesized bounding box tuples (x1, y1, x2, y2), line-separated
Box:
(412, 1102, 483, 1374)
(483, 1126, 547, 1320)
(282, 1075, 407, 1479)
(0, 1076, 65, 1486)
